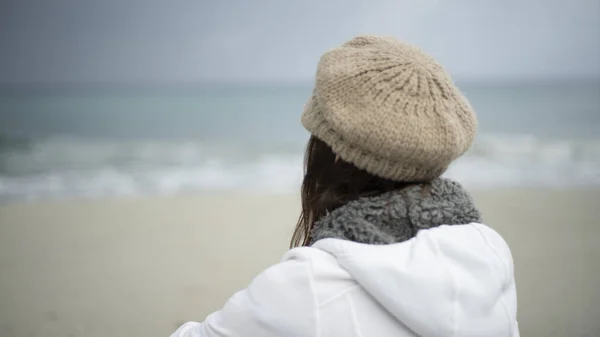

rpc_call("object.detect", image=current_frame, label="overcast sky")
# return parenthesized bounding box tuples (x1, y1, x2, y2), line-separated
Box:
(1, 0, 599, 83)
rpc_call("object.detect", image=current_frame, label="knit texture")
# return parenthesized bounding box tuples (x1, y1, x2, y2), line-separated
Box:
(302, 35, 477, 182)
(309, 178, 481, 245)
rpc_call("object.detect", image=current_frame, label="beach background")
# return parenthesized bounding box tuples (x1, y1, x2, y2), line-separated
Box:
(1, 0, 600, 336)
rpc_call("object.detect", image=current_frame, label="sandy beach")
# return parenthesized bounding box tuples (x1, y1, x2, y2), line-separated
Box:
(0, 189, 599, 337)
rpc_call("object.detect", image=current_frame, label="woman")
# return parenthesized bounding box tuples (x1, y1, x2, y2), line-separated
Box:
(172, 35, 519, 337)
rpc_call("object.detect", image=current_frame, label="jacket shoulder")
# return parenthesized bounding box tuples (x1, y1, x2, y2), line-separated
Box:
(287, 246, 359, 307)
(171, 248, 320, 337)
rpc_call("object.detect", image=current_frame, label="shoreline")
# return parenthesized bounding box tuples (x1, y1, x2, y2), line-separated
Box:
(2, 184, 599, 206)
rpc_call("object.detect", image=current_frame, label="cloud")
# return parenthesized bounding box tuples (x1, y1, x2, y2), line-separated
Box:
(1, 0, 598, 83)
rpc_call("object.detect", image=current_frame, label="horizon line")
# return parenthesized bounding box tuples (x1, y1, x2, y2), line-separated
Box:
(1, 76, 599, 89)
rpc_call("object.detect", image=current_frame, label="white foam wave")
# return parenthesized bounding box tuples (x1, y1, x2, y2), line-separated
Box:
(446, 134, 600, 187)
(1, 135, 599, 201)
(0, 155, 304, 201)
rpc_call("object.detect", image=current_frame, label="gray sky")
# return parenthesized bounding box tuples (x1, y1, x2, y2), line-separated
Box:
(1, 0, 599, 83)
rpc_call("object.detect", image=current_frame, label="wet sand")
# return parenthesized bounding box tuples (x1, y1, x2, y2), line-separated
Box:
(0, 189, 598, 336)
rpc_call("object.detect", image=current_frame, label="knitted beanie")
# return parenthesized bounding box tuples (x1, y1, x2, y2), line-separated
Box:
(301, 35, 477, 182)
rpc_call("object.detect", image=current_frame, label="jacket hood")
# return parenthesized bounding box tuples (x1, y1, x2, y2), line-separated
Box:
(313, 223, 518, 337)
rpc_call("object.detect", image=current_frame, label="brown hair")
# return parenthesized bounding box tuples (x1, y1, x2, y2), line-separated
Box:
(290, 136, 414, 247)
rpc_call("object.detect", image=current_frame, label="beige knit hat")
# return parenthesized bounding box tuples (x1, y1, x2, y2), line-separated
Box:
(302, 35, 477, 182)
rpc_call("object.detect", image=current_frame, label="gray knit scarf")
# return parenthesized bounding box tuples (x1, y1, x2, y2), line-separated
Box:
(309, 178, 482, 245)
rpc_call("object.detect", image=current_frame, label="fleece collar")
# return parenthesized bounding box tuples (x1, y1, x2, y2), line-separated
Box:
(310, 178, 481, 245)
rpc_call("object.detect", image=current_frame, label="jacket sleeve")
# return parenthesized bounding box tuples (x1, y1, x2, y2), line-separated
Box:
(170, 249, 318, 337)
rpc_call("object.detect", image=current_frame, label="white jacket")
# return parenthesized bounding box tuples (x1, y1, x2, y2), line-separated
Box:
(171, 223, 519, 337)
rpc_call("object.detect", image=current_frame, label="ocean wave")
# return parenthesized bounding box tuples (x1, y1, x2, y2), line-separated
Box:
(446, 134, 600, 187)
(1, 134, 599, 201)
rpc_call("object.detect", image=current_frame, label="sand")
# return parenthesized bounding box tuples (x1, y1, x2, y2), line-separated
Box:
(0, 189, 599, 337)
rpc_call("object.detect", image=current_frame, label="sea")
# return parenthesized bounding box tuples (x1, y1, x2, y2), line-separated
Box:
(1, 81, 599, 202)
